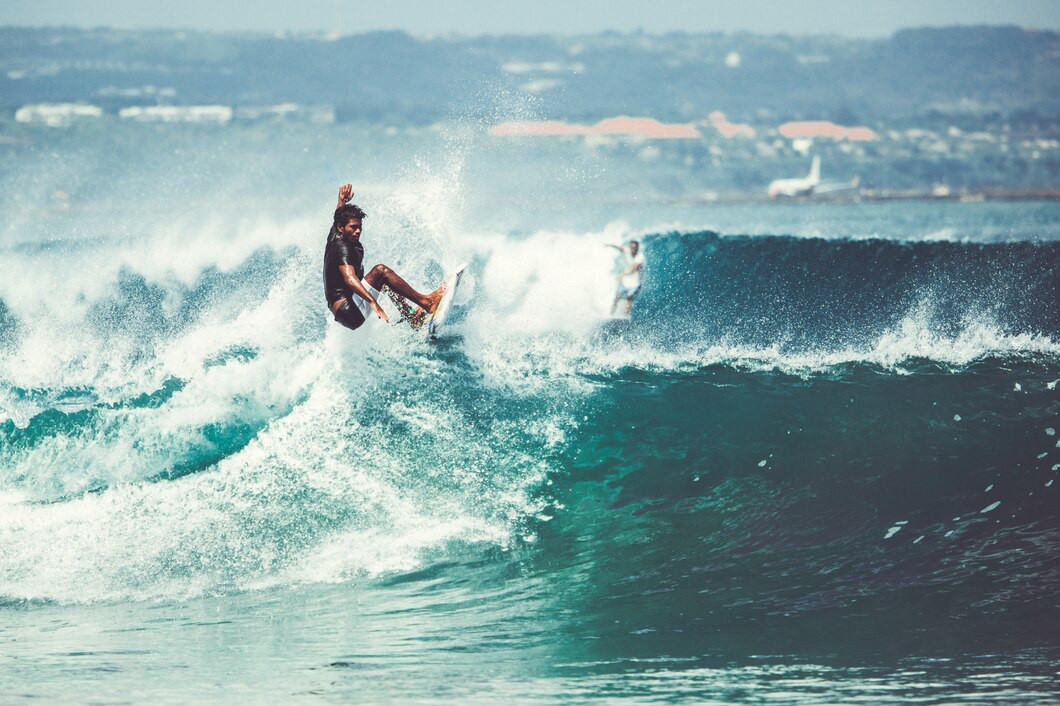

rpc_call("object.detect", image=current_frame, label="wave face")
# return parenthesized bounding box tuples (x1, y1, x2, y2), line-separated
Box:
(539, 360, 1060, 657)
(1, 221, 1056, 612)
(458, 231, 1059, 380)
(641, 232, 1059, 352)
(0, 124, 1058, 701)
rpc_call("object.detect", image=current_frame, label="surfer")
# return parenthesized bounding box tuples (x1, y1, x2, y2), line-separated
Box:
(324, 184, 445, 332)
(607, 240, 645, 317)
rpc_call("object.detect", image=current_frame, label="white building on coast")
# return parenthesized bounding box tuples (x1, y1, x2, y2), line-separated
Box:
(118, 105, 233, 124)
(15, 103, 103, 127)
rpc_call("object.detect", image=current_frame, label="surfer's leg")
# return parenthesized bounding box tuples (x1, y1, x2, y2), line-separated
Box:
(365, 264, 445, 313)
(619, 284, 639, 317)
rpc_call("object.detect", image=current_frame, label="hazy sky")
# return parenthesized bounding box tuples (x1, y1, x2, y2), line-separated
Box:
(3, 0, 1059, 37)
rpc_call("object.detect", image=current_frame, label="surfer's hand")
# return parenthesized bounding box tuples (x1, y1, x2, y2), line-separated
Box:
(337, 184, 354, 208)
(370, 300, 390, 324)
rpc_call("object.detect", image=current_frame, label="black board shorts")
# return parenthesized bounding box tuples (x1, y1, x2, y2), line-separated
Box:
(333, 299, 366, 331)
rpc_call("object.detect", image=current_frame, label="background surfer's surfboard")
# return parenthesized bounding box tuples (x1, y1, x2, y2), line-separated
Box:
(426, 263, 467, 338)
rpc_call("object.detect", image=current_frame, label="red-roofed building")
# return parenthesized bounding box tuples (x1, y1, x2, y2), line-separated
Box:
(489, 116, 700, 139)
(778, 121, 877, 141)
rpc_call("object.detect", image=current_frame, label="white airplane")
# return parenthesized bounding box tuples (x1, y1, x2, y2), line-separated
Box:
(815, 174, 861, 195)
(768, 155, 820, 198)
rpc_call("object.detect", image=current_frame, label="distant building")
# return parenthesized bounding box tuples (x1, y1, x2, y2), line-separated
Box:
(233, 104, 335, 123)
(97, 85, 176, 99)
(489, 116, 700, 139)
(118, 106, 233, 124)
(779, 121, 877, 141)
(15, 103, 102, 127)
(234, 103, 300, 120)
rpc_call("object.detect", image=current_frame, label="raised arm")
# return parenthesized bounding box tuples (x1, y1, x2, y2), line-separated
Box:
(336, 183, 354, 211)
(339, 264, 390, 324)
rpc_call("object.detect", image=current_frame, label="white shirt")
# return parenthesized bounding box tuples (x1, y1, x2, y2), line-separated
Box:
(621, 248, 645, 289)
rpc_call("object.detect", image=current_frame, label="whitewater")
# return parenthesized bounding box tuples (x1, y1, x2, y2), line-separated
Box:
(1, 121, 1058, 703)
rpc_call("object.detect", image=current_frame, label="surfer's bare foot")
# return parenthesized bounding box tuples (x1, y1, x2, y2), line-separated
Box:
(424, 283, 447, 314)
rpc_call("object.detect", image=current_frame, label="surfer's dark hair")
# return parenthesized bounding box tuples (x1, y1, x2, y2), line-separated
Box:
(334, 203, 367, 227)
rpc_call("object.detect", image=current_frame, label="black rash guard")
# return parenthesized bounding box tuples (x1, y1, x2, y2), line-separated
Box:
(323, 236, 365, 307)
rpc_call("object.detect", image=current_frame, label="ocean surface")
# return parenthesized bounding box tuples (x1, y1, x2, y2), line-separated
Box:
(1, 122, 1059, 703)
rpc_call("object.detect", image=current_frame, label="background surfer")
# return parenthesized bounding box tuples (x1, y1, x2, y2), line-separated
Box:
(607, 240, 645, 317)
(324, 184, 445, 331)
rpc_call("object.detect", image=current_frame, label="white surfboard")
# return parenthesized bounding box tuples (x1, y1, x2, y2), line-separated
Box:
(425, 263, 467, 337)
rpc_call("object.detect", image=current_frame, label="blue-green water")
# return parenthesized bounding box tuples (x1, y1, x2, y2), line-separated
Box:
(1, 123, 1059, 703)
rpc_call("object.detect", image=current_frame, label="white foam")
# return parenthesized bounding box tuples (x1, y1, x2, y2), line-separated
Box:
(0, 239, 563, 602)
(0, 345, 550, 603)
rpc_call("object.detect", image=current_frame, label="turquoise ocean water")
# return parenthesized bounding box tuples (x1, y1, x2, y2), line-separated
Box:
(1, 123, 1058, 703)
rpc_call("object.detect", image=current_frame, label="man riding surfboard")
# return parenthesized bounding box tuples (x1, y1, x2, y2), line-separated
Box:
(324, 184, 445, 332)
